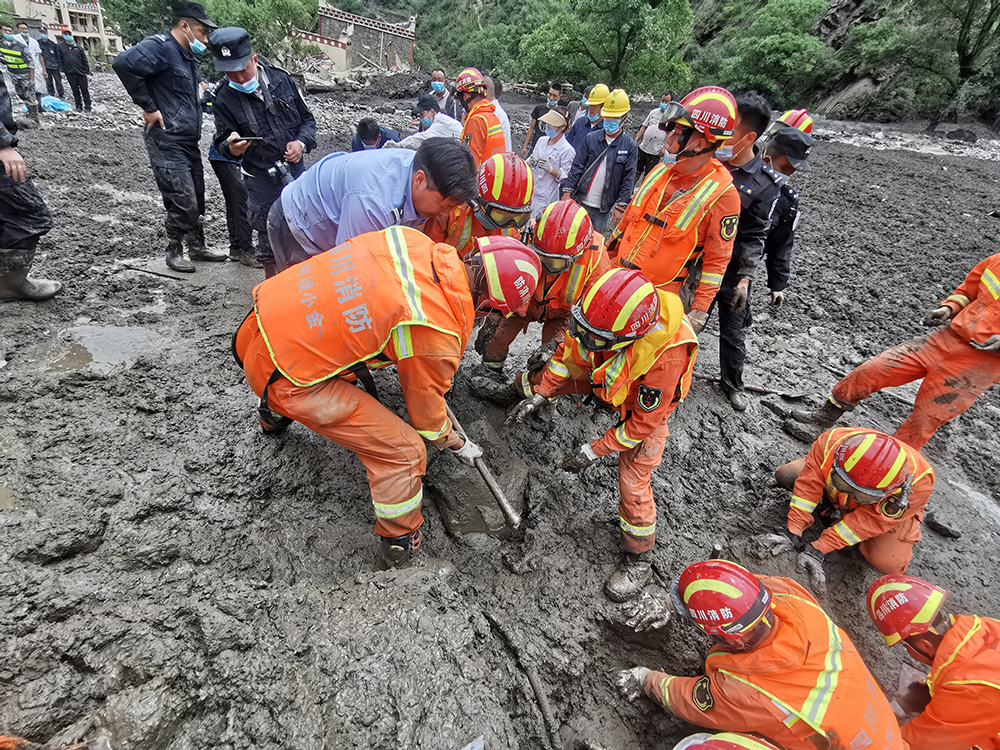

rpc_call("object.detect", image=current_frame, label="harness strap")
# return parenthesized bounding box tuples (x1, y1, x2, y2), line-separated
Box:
(348, 362, 380, 402)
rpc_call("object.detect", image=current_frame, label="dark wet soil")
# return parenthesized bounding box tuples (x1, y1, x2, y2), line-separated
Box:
(1, 74, 998, 749)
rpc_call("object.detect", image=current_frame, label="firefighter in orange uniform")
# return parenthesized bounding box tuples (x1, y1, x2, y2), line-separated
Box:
(609, 86, 742, 334)
(867, 573, 1000, 750)
(771, 428, 935, 588)
(786, 252, 1000, 449)
(454, 66, 505, 166)
(672, 733, 782, 750)
(618, 560, 905, 750)
(509, 269, 698, 601)
(423, 151, 533, 259)
(470, 199, 613, 397)
(233, 227, 541, 568)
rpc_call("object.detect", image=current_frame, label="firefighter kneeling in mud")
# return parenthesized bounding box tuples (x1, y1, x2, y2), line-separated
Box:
(508, 269, 698, 602)
(617, 560, 905, 749)
(233, 227, 541, 569)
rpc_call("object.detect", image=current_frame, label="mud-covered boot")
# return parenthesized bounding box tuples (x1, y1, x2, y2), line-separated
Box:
(187, 227, 227, 262)
(784, 397, 852, 443)
(166, 235, 195, 273)
(605, 550, 653, 602)
(377, 529, 421, 570)
(469, 373, 522, 406)
(258, 400, 293, 435)
(0, 267, 62, 301)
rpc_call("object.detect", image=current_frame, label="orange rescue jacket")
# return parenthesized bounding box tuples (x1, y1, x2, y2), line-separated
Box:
(903, 613, 1000, 750)
(611, 159, 740, 312)
(422, 203, 518, 259)
(787, 427, 935, 554)
(461, 99, 505, 166)
(644, 576, 905, 750)
(526, 234, 613, 322)
(941, 252, 1000, 345)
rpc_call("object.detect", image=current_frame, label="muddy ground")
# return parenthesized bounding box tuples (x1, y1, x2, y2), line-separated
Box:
(1, 73, 999, 749)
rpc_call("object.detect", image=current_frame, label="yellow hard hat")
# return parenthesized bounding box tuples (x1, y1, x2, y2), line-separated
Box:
(601, 89, 630, 118)
(587, 83, 610, 106)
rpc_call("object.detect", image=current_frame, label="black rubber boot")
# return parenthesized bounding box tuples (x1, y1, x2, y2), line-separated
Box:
(605, 550, 653, 602)
(722, 386, 749, 412)
(0, 267, 62, 301)
(187, 227, 227, 262)
(378, 529, 421, 570)
(166, 235, 195, 273)
(784, 398, 852, 442)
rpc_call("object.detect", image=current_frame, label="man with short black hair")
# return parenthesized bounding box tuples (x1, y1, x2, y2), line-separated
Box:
(635, 91, 673, 180)
(268, 137, 477, 273)
(57, 30, 90, 112)
(0, 23, 37, 123)
(392, 93, 462, 149)
(36, 28, 64, 99)
(14, 23, 45, 110)
(430, 67, 462, 122)
(352, 117, 400, 152)
(113, 2, 228, 273)
(522, 81, 562, 157)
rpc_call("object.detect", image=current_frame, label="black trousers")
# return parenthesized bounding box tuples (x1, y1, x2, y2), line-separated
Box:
(636, 149, 660, 181)
(248, 159, 304, 273)
(708, 277, 753, 392)
(267, 198, 311, 275)
(145, 136, 205, 240)
(45, 69, 65, 99)
(210, 158, 252, 256)
(65, 72, 91, 110)
(0, 172, 54, 273)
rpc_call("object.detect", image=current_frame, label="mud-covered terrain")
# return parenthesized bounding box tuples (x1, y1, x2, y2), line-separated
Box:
(1, 74, 999, 749)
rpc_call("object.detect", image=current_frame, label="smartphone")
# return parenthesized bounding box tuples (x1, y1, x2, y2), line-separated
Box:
(235, 136, 265, 142)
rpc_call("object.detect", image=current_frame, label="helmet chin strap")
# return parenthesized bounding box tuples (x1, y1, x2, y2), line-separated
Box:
(673, 127, 718, 160)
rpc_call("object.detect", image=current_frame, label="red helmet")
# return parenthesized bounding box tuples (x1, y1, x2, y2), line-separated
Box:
(570, 269, 658, 352)
(676, 733, 782, 750)
(466, 235, 542, 317)
(475, 153, 533, 231)
(455, 66, 488, 96)
(831, 431, 914, 503)
(531, 200, 594, 275)
(677, 561, 773, 648)
(770, 108, 814, 135)
(867, 574, 949, 647)
(660, 86, 738, 143)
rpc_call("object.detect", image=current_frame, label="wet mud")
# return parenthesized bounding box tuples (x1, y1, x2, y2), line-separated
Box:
(1, 75, 999, 748)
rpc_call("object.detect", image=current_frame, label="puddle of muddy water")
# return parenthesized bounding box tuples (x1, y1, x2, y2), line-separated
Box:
(48, 325, 161, 376)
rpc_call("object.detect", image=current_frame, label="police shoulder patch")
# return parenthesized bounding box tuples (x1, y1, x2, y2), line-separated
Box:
(636, 384, 662, 412)
(720, 214, 739, 242)
(692, 675, 715, 711)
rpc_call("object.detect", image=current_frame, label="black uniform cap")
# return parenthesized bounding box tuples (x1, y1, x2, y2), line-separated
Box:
(173, 2, 218, 29)
(412, 93, 440, 117)
(769, 126, 814, 172)
(209, 27, 253, 72)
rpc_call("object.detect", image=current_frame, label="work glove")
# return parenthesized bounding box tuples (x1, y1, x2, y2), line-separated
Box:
(382, 139, 402, 149)
(526, 339, 559, 372)
(754, 532, 797, 559)
(688, 309, 708, 334)
(449, 433, 483, 466)
(616, 667, 651, 702)
(474, 311, 502, 356)
(922, 306, 952, 326)
(525, 155, 538, 167)
(535, 157, 549, 172)
(506, 393, 549, 425)
(770, 290, 784, 307)
(624, 590, 671, 631)
(971, 333, 1000, 352)
(562, 442, 598, 472)
(668, 579, 693, 626)
(797, 544, 827, 592)
(731, 279, 750, 312)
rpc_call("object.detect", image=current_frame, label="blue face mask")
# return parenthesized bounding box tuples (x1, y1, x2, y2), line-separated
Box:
(420, 115, 434, 130)
(659, 102, 669, 111)
(546, 99, 558, 108)
(190, 38, 207, 54)
(715, 145, 734, 161)
(431, 81, 445, 93)
(229, 77, 259, 94)
(603, 119, 621, 135)
(62, 34, 72, 42)
(39, 33, 47, 39)
(544, 125, 559, 138)
(3, 34, 13, 41)
(587, 112, 600, 123)
(662, 152, 677, 165)
(362, 142, 378, 150)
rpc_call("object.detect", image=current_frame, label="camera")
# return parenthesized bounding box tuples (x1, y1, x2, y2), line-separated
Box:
(268, 160, 294, 186)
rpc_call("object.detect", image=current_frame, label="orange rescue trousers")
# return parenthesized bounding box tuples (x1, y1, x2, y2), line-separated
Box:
(833, 327, 1000, 450)
(237, 317, 425, 538)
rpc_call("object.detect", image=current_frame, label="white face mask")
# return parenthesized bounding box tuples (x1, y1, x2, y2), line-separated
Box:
(715, 145, 734, 161)
(662, 152, 677, 165)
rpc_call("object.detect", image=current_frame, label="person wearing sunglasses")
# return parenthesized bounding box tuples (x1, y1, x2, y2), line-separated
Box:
(423, 151, 533, 259)
(617, 560, 904, 749)
(470, 199, 613, 397)
(866, 573, 1000, 750)
(232, 227, 541, 571)
(609, 86, 742, 335)
(508, 269, 698, 602)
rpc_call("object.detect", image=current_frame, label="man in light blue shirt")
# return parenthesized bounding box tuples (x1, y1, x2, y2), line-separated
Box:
(268, 137, 477, 273)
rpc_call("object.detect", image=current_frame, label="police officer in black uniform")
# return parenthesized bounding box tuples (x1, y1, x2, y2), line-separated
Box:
(710, 91, 782, 411)
(207, 27, 316, 277)
(762, 127, 814, 308)
(112, 2, 227, 273)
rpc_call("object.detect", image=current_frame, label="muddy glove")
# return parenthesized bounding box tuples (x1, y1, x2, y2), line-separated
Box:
(797, 544, 827, 591)
(770, 290, 784, 306)
(616, 667, 651, 701)
(449, 434, 483, 466)
(922, 306, 952, 327)
(754, 532, 797, 558)
(668, 579, 693, 626)
(474, 311, 502, 357)
(971, 333, 1000, 352)
(562, 442, 597, 472)
(731, 279, 750, 312)
(506, 393, 548, 424)
(526, 339, 559, 372)
(688, 309, 708, 334)
(624, 590, 671, 631)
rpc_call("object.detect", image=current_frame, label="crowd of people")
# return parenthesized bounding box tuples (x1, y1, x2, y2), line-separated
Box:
(1, 2, 998, 746)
